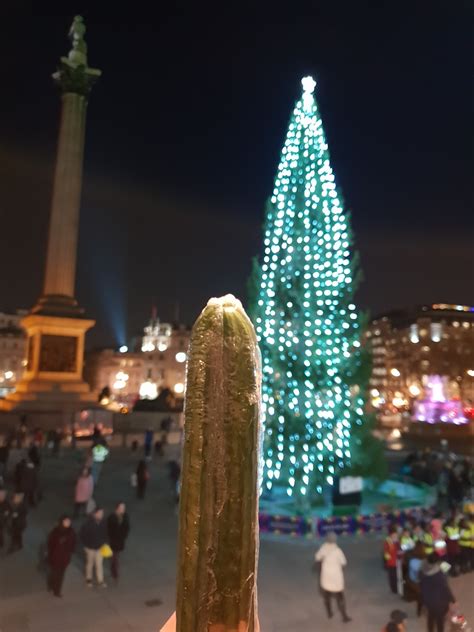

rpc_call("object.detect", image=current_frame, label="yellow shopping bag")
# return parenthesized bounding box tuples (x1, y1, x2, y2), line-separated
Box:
(100, 544, 113, 558)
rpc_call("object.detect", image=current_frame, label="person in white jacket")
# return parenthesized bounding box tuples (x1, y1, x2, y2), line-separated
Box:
(315, 531, 352, 623)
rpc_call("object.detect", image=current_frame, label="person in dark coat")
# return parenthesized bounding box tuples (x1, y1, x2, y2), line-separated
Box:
(19, 458, 38, 507)
(0, 441, 10, 481)
(107, 502, 130, 580)
(28, 442, 41, 469)
(80, 507, 108, 587)
(144, 429, 153, 458)
(8, 492, 27, 553)
(47, 515, 76, 597)
(167, 460, 181, 503)
(136, 460, 149, 499)
(14, 458, 26, 491)
(0, 488, 10, 548)
(420, 553, 456, 632)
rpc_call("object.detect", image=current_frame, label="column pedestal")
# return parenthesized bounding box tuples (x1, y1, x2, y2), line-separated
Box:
(0, 313, 96, 412)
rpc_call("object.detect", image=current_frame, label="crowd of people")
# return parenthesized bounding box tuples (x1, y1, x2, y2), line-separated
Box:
(0, 424, 179, 599)
(401, 447, 472, 511)
(383, 508, 474, 631)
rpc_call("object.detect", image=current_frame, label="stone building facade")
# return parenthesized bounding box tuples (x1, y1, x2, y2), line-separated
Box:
(366, 304, 474, 413)
(0, 310, 28, 397)
(85, 320, 191, 409)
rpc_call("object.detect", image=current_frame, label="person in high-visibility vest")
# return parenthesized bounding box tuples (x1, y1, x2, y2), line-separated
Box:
(383, 525, 400, 594)
(412, 522, 424, 543)
(422, 524, 434, 556)
(91, 443, 109, 485)
(469, 514, 474, 573)
(458, 518, 471, 574)
(400, 529, 415, 554)
(444, 516, 461, 576)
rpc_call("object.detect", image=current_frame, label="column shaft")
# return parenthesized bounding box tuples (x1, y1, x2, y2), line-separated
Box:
(43, 92, 87, 297)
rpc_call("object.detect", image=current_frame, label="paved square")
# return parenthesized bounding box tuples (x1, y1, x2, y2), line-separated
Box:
(0, 446, 472, 631)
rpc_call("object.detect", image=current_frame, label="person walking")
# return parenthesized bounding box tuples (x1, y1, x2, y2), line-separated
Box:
(18, 458, 38, 507)
(90, 442, 109, 485)
(52, 427, 62, 456)
(8, 492, 27, 553)
(384, 525, 400, 594)
(0, 440, 10, 482)
(28, 442, 41, 469)
(144, 428, 153, 459)
(0, 488, 10, 549)
(47, 515, 76, 597)
(315, 532, 351, 623)
(420, 553, 456, 632)
(74, 467, 94, 517)
(136, 460, 149, 499)
(80, 507, 108, 588)
(406, 540, 426, 616)
(107, 502, 130, 581)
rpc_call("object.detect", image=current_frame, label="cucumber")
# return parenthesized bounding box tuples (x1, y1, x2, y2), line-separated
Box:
(176, 294, 261, 632)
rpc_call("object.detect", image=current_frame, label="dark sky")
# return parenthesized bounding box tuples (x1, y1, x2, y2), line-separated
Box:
(1, 3, 472, 348)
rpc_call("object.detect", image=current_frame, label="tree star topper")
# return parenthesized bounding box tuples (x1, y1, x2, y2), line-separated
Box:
(301, 75, 316, 94)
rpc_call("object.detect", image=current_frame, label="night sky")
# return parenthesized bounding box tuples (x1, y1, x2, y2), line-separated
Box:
(1, 3, 472, 348)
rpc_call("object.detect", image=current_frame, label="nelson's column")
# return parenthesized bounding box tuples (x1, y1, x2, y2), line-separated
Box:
(0, 17, 101, 420)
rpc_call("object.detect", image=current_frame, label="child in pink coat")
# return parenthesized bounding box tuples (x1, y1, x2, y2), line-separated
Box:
(74, 467, 94, 517)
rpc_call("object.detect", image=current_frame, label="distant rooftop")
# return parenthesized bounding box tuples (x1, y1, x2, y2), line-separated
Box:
(372, 304, 474, 328)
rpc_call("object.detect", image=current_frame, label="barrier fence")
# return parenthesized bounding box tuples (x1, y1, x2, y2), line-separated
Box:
(259, 506, 433, 538)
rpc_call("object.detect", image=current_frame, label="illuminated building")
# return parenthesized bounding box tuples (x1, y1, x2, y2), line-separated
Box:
(0, 310, 28, 397)
(367, 304, 474, 420)
(141, 308, 173, 352)
(85, 317, 190, 408)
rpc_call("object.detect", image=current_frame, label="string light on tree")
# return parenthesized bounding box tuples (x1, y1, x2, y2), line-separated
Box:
(254, 76, 367, 502)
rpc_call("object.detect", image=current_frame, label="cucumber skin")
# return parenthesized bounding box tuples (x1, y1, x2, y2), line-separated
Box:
(176, 296, 261, 632)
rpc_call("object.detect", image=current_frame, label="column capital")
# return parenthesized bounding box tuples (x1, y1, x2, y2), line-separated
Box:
(53, 60, 101, 97)
(52, 16, 101, 97)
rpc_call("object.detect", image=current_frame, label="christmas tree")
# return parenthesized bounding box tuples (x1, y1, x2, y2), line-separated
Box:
(254, 76, 369, 503)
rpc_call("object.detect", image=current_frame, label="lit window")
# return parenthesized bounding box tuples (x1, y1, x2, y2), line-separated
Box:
(409, 324, 419, 343)
(139, 380, 158, 400)
(430, 323, 442, 342)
